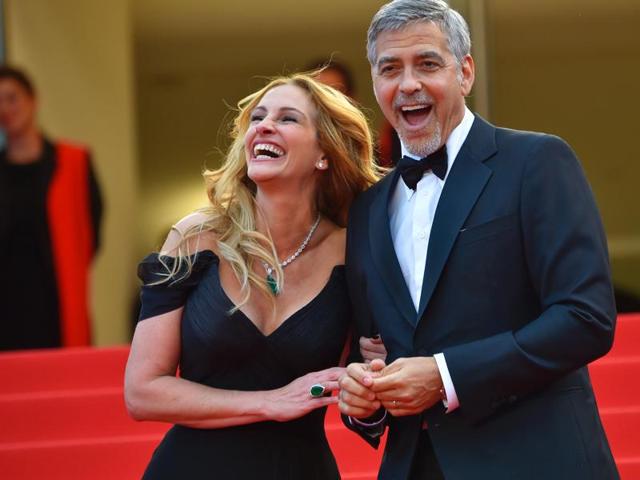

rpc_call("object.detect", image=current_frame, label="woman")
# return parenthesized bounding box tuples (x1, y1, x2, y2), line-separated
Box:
(124, 73, 380, 479)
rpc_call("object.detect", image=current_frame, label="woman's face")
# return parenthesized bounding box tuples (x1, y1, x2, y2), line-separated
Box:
(244, 84, 327, 187)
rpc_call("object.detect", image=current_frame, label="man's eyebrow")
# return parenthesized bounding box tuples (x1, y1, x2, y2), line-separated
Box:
(376, 51, 446, 68)
(417, 51, 445, 63)
(376, 55, 399, 68)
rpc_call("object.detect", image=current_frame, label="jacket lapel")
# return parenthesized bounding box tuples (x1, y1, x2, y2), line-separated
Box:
(417, 116, 497, 320)
(369, 169, 418, 327)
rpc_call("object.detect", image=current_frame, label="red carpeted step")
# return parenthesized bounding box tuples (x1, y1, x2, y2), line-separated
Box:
(0, 392, 380, 476)
(590, 357, 640, 408)
(0, 346, 129, 395)
(608, 314, 640, 359)
(0, 431, 381, 480)
(617, 457, 640, 480)
(0, 435, 158, 480)
(0, 314, 637, 480)
(600, 407, 640, 460)
(0, 389, 168, 443)
(0, 390, 372, 447)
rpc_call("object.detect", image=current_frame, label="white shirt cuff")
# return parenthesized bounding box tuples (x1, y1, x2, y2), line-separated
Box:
(434, 353, 460, 412)
(349, 409, 387, 428)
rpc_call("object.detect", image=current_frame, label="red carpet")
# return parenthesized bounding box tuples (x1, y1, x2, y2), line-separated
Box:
(589, 313, 640, 479)
(0, 314, 638, 479)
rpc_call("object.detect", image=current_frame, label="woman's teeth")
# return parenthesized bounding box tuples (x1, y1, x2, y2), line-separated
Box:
(253, 143, 284, 158)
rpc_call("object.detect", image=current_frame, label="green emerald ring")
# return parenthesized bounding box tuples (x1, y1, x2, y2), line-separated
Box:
(310, 384, 326, 398)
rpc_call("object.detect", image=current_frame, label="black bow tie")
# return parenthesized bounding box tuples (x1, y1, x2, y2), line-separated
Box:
(397, 146, 448, 190)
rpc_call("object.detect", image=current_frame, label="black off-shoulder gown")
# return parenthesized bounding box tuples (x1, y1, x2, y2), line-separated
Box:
(137, 251, 349, 480)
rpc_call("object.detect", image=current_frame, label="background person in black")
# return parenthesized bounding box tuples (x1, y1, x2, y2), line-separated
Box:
(306, 58, 356, 99)
(307, 57, 402, 169)
(0, 66, 102, 350)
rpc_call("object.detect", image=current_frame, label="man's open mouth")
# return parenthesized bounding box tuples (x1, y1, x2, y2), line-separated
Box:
(400, 104, 433, 126)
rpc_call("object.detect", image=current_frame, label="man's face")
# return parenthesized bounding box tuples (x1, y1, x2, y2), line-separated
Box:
(0, 79, 37, 138)
(371, 21, 474, 157)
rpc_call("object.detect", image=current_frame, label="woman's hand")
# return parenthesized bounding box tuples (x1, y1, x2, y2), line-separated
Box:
(265, 367, 345, 422)
(359, 335, 387, 363)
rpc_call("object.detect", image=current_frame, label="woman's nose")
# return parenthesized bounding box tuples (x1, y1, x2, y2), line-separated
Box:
(255, 119, 275, 135)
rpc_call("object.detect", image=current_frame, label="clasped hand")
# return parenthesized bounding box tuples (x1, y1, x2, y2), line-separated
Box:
(338, 357, 443, 418)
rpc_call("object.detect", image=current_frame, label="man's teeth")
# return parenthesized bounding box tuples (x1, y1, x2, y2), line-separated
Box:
(401, 105, 429, 112)
(253, 143, 284, 158)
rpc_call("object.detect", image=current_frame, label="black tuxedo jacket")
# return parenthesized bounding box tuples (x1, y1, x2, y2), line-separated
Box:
(345, 116, 619, 479)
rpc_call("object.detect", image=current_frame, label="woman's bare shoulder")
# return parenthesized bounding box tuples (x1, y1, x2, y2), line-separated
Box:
(160, 211, 218, 257)
(321, 224, 346, 265)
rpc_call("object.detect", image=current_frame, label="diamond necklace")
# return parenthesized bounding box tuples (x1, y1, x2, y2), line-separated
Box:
(262, 213, 321, 295)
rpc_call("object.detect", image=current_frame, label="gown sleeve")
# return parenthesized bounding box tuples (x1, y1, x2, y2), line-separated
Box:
(137, 250, 217, 321)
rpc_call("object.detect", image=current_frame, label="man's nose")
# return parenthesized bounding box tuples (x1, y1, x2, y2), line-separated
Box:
(399, 69, 422, 94)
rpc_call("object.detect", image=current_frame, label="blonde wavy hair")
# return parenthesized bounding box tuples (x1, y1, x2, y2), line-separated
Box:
(162, 73, 380, 307)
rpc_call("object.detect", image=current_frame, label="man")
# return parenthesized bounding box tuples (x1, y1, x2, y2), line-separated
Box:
(338, 1, 618, 479)
(0, 66, 102, 350)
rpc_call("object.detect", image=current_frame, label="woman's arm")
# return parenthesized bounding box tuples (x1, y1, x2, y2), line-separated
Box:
(124, 307, 342, 429)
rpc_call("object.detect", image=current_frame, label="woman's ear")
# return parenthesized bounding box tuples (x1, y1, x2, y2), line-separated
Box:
(315, 156, 329, 170)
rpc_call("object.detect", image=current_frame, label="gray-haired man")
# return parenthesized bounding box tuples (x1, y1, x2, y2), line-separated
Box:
(339, 1, 618, 478)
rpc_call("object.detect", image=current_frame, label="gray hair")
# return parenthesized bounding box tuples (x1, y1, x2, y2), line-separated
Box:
(367, 0, 471, 67)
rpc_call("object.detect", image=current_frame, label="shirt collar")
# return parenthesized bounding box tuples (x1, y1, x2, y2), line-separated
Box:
(398, 107, 475, 199)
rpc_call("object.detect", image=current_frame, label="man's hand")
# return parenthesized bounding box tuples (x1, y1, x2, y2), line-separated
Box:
(370, 356, 443, 417)
(359, 335, 387, 363)
(338, 359, 385, 418)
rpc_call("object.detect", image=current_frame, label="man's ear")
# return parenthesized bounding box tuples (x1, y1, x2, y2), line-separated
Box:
(460, 54, 475, 96)
(371, 67, 381, 104)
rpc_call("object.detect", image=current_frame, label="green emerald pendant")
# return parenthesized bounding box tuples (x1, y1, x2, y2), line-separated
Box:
(266, 273, 279, 296)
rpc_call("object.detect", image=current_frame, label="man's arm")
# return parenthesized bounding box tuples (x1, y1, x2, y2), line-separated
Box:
(340, 203, 387, 447)
(442, 135, 616, 422)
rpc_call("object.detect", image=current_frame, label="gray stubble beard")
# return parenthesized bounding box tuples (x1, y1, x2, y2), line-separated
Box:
(392, 91, 443, 158)
(398, 120, 442, 158)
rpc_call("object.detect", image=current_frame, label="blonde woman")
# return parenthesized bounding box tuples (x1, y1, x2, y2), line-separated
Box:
(124, 74, 380, 479)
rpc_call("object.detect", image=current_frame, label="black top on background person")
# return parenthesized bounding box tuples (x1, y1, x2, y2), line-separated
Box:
(339, 1, 618, 479)
(0, 140, 101, 350)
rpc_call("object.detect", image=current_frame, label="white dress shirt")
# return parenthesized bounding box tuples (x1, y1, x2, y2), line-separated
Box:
(388, 107, 475, 412)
